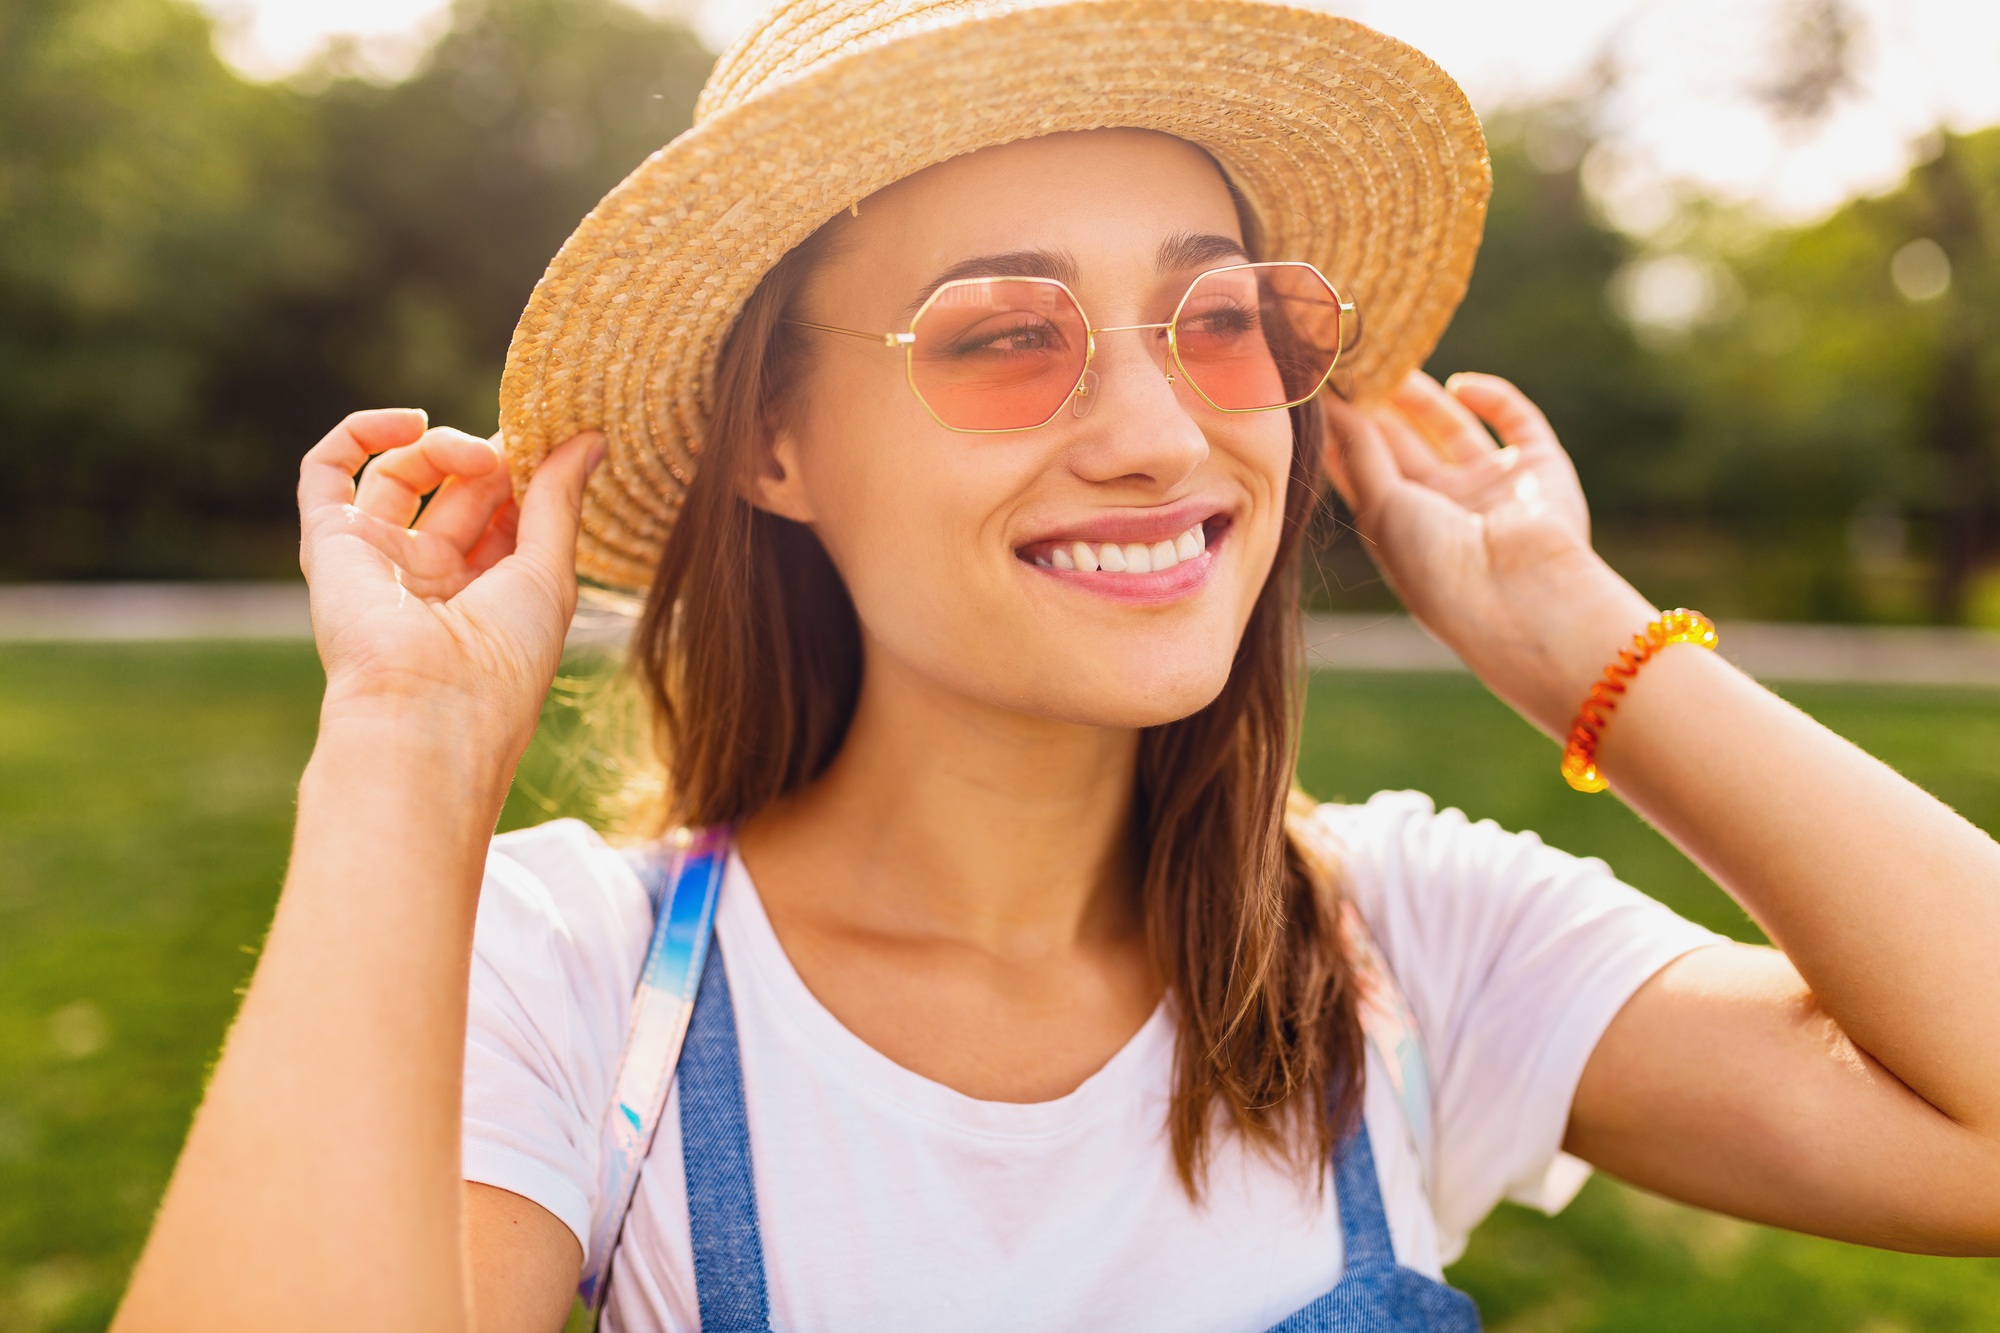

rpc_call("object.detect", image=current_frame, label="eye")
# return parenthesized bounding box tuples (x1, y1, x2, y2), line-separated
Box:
(1183, 302, 1259, 338)
(943, 315, 1070, 357)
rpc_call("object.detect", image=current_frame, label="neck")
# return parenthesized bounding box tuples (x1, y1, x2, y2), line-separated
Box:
(739, 642, 1143, 961)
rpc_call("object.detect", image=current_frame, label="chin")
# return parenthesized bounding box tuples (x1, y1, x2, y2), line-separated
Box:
(1018, 654, 1238, 729)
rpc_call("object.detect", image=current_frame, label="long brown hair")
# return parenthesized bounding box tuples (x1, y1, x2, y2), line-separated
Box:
(633, 214, 1364, 1192)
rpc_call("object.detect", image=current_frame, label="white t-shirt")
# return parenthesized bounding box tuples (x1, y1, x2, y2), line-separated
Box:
(462, 790, 1722, 1333)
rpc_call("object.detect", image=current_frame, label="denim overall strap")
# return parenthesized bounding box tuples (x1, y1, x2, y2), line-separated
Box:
(1331, 1120, 1395, 1273)
(1261, 1118, 1482, 1332)
(679, 950, 774, 1331)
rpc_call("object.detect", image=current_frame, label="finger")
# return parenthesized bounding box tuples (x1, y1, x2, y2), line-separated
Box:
(1445, 373, 1561, 452)
(1368, 402, 1450, 487)
(1392, 371, 1497, 461)
(464, 498, 521, 576)
(511, 432, 605, 588)
(413, 454, 515, 553)
(301, 489, 432, 560)
(354, 428, 502, 528)
(298, 408, 429, 516)
(304, 499, 482, 602)
(1320, 396, 1405, 516)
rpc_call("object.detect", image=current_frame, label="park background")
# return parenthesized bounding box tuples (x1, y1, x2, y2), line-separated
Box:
(3, 0, 2000, 1327)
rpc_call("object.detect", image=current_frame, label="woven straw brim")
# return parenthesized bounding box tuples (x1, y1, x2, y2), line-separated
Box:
(499, 0, 1490, 593)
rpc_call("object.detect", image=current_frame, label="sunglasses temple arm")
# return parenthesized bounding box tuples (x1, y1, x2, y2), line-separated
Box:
(786, 318, 912, 350)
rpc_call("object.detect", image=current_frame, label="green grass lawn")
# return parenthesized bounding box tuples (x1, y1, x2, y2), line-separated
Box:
(3, 642, 1998, 1330)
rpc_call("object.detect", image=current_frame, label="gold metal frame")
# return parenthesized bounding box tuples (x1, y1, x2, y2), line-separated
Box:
(787, 261, 1356, 434)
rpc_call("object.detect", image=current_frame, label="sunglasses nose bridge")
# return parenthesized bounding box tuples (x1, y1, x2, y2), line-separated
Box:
(1090, 319, 1174, 340)
(1083, 319, 1177, 382)
(1068, 329, 1194, 426)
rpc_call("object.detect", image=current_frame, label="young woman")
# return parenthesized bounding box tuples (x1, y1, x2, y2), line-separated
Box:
(118, 1, 2000, 1329)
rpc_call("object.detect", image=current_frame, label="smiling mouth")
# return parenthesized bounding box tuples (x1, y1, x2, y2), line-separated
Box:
(1015, 515, 1231, 576)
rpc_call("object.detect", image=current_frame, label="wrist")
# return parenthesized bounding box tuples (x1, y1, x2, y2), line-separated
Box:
(320, 662, 541, 753)
(1456, 558, 1658, 739)
(1538, 578, 1664, 731)
(305, 705, 522, 817)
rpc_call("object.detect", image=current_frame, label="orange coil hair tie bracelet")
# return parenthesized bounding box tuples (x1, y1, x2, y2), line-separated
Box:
(1560, 609, 1718, 793)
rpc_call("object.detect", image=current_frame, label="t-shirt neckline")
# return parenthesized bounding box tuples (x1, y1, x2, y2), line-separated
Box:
(718, 849, 1176, 1141)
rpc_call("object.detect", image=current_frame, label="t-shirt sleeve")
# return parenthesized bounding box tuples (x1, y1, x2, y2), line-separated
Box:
(1309, 790, 1726, 1262)
(461, 818, 652, 1256)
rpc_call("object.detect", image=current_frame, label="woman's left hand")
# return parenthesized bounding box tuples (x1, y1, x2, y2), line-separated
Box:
(1321, 370, 1655, 737)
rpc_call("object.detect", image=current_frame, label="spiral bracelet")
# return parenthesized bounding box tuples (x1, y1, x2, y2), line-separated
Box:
(1560, 609, 1718, 793)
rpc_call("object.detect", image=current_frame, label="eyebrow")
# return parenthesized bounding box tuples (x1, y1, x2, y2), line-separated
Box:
(1155, 230, 1251, 272)
(903, 249, 1081, 318)
(901, 231, 1250, 320)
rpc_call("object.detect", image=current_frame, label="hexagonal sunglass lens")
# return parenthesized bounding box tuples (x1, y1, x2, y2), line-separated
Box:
(906, 278, 1090, 431)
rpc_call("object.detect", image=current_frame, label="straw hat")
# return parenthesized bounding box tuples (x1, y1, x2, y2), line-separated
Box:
(499, 0, 1491, 593)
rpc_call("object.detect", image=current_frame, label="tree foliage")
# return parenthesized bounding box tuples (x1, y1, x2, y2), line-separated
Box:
(0, 0, 334, 576)
(2, 0, 1996, 623)
(1672, 128, 2000, 622)
(0, 0, 709, 578)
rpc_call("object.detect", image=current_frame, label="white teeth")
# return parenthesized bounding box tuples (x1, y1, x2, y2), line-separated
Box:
(1032, 523, 1213, 575)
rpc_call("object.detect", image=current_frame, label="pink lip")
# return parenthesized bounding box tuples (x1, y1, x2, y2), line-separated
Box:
(1019, 521, 1231, 606)
(1014, 496, 1226, 553)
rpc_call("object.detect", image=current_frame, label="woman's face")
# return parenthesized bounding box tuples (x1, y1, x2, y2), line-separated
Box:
(754, 130, 1297, 729)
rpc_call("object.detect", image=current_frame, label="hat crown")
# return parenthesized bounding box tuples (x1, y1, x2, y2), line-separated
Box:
(697, 0, 1046, 123)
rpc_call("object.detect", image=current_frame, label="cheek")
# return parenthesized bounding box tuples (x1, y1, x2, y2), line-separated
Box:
(1231, 414, 1300, 571)
(797, 379, 1024, 635)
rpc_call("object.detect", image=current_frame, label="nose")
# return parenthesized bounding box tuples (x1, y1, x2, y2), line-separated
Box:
(1066, 327, 1208, 488)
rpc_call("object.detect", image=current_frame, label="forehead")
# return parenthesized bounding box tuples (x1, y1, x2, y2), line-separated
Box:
(831, 130, 1247, 279)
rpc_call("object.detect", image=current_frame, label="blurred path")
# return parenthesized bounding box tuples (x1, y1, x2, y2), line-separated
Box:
(5, 583, 2000, 686)
(1303, 613, 2000, 688)
(0, 582, 314, 641)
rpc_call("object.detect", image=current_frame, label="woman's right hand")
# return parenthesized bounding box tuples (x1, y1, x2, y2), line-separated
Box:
(297, 408, 604, 760)
(116, 412, 605, 1333)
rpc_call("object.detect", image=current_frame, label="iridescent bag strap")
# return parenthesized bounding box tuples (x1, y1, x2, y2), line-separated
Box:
(577, 825, 732, 1318)
(1341, 899, 1437, 1192)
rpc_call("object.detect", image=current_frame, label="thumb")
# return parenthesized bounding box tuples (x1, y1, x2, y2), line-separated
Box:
(513, 431, 605, 583)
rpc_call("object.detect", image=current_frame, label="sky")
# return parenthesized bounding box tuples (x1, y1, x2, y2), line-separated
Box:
(198, 0, 2000, 228)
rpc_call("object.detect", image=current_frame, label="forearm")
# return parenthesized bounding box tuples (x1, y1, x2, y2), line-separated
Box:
(117, 713, 516, 1332)
(1338, 373, 2000, 1236)
(1593, 640, 2000, 1133)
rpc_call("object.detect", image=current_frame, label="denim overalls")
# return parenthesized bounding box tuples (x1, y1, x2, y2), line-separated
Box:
(673, 954, 1482, 1332)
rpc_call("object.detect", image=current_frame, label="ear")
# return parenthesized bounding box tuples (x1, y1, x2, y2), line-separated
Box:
(740, 420, 817, 524)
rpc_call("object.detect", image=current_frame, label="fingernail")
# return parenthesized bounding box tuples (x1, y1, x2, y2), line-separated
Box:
(585, 439, 607, 474)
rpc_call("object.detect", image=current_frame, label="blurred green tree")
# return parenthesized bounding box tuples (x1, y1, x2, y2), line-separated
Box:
(0, 0, 338, 578)
(3, 0, 1995, 622)
(0, 0, 712, 579)
(1425, 109, 1689, 522)
(236, 0, 713, 441)
(1672, 127, 2000, 623)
